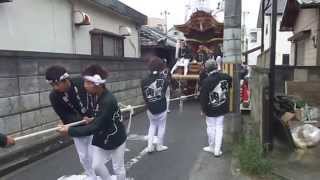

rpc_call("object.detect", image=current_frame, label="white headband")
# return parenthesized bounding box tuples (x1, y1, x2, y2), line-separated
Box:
(84, 74, 106, 85)
(46, 73, 70, 84)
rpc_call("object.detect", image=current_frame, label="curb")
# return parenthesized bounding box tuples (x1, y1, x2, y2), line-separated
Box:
(270, 172, 291, 180)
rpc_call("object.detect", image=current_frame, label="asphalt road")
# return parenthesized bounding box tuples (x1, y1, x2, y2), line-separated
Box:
(2, 100, 235, 180)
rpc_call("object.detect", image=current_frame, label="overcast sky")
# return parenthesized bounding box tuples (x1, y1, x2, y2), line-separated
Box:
(119, 0, 261, 29)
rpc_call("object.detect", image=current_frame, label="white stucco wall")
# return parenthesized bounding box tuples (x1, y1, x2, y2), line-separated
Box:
(247, 28, 262, 65)
(293, 8, 319, 66)
(0, 0, 73, 53)
(0, 0, 140, 57)
(73, 0, 140, 57)
(263, 16, 292, 65)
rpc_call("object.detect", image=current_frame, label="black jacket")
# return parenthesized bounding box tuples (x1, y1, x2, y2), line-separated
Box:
(69, 90, 127, 150)
(199, 69, 208, 86)
(200, 72, 232, 117)
(49, 77, 94, 125)
(0, 133, 7, 147)
(141, 73, 169, 114)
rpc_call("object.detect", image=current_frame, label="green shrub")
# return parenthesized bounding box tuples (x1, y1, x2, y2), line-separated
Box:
(235, 137, 272, 176)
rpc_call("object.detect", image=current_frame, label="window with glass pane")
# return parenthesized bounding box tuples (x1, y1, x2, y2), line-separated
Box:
(250, 32, 257, 43)
(103, 36, 115, 56)
(90, 29, 124, 57)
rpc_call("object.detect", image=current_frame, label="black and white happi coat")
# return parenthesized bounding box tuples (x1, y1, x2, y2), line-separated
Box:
(68, 89, 127, 150)
(200, 71, 232, 117)
(49, 77, 95, 125)
(141, 73, 169, 114)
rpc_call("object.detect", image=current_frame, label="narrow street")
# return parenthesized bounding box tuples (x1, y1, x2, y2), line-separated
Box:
(2, 101, 235, 180)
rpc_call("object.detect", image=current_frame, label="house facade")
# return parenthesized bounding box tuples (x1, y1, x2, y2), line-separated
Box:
(0, 0, 149, 169)
(0, 0, 147, 57)
(281, 0, 320, 67)
(244, 28, 262, 66)
(257, 0, 293, 65)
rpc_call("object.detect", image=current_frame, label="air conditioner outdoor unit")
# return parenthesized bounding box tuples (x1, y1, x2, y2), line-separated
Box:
(74, 11, 91, 26)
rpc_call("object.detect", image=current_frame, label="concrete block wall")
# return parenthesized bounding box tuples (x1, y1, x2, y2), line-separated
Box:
(0, 50, 148, 136)
(294, 68, 320, 81)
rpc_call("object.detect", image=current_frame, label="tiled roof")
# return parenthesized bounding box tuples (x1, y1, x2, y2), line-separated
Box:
(91, 0, 147, 25)
(140, 26, 176, 47)
(280, 0, 320, 31)
(297, 0, 320, 7)
(257, 0, 287, 28)
(298, 0, 320, 4)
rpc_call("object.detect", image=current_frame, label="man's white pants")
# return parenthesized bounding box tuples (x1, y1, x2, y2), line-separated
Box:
(73, 136, 96, 180)
(205, 116, 224, 153)
(92, 142, 126, 180)
(147, 110, 167, 146)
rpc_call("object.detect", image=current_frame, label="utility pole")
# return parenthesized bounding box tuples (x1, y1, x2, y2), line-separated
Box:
(224, 0, 242, 141)
(161, 10, 170, 34)
(267, 0, 277, 152)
